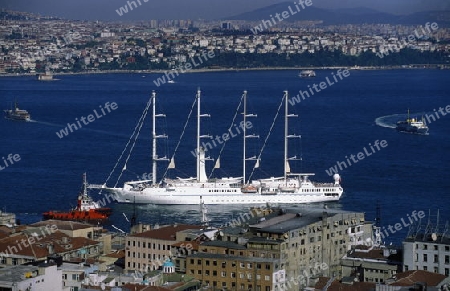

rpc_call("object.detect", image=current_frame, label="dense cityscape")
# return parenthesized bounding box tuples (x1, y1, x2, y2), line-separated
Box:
(1, 5, 450, 291)
(1, 9, 450, 74)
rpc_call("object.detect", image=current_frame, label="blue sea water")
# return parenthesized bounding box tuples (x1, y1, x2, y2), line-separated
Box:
(0, 69, 449, 244)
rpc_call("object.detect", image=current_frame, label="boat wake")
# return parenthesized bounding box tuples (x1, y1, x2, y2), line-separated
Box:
(30, 120, 63, 127)
(375, 114, 400, 128)
(375, 112, 430, 129)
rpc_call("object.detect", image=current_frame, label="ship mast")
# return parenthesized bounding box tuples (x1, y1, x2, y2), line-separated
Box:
(196, 89, 211, 183)
(82, 172, 88, 196)
(242, 91, 258, 185)
(151, 91, 168, 185)
(284, 91, 301, 185)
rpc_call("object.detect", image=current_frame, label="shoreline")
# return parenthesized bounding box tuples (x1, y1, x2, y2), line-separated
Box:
(0, 64, 448, 78)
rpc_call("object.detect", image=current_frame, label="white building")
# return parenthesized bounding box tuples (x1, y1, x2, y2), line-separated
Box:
(0, 263, 62, 291)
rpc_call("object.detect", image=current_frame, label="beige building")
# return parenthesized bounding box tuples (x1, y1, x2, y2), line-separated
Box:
(249, 208, 371, 286)
(340, 245, 402, 283)
(126, 224, 203, 272)
(187, 252, 284, 291)
(182, 208, 370, 290)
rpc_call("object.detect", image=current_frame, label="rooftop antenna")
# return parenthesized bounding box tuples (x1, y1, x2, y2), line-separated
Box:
(442, 221, 449, 242)
(373, 200, 382, 246)
(130, 196, 137, 228)
(375, 200, 381, 227)
(200, 196, 208, 227)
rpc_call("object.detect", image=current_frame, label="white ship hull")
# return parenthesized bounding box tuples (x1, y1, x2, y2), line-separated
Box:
(105, 182, 343, 205)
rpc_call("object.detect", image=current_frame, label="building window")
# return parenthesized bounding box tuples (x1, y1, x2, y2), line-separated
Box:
(222, 262, 226, 268)
(423, 266, 428, 271)
(257, 263, 261, 269)
(265, 264, 271, 270)
(404, 265, 409, 271)
(434, 245, 438, 251)
(221, 271, 226, 277)
(247, 263, 252, 269)
(190, 259, 194, 264)
(198, 260, 202, 265)
(198, 270, 202, 275)
(423, 244, 428, 250)
(445, 255, 450, 264)
(247, 273, 252, 279)
(265, 275, 270, 281)
(240, 262, 245, 268)
(213, 260, 217, 266)
(445, 268, 449, 276)
(213, 270, 217, 276)
(423, 254, 427, 262)
(445, 246, 450, 252)
(205, 270, 210, 276)
(206, 260, 210, 266)
(222, 282, 226, 287)
(434, 255, 439, 263)
(231, 272, 236, 278)
(240, 273, 244, 279)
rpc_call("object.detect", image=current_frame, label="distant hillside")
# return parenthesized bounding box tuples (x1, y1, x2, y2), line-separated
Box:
(226, 3, 450, 26)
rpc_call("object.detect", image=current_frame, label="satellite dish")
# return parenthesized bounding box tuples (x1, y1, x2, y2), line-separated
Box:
(431, 233, 437, 241)
(219, 231, 224, 237)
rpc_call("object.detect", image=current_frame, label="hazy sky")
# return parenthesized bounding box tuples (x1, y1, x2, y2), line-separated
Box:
(0, 0, 448, 20)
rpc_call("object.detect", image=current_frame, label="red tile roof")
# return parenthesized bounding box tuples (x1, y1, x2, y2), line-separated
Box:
(315, 277, 376, 291)
(30, 220, 94, 231)
(0, 231, 99, 259)
(131, 224, 203, 241)
(390, 270, 447, 286)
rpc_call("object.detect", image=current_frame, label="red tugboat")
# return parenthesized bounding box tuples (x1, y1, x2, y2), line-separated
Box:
(43, 173, 112, 224)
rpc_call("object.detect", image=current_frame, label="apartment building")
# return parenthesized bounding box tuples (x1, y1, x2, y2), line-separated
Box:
(187, 252, 284, 291)
(340, 245, 402, 283)
(403, 231, 450, 276)
(126, 224, 204, 272)
(249, 208, 371, 286)
(184, 208, 370, 290)
(0, 263, 62, 291)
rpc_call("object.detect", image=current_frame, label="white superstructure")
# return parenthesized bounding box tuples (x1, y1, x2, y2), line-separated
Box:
(101, 90, 343, 205)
